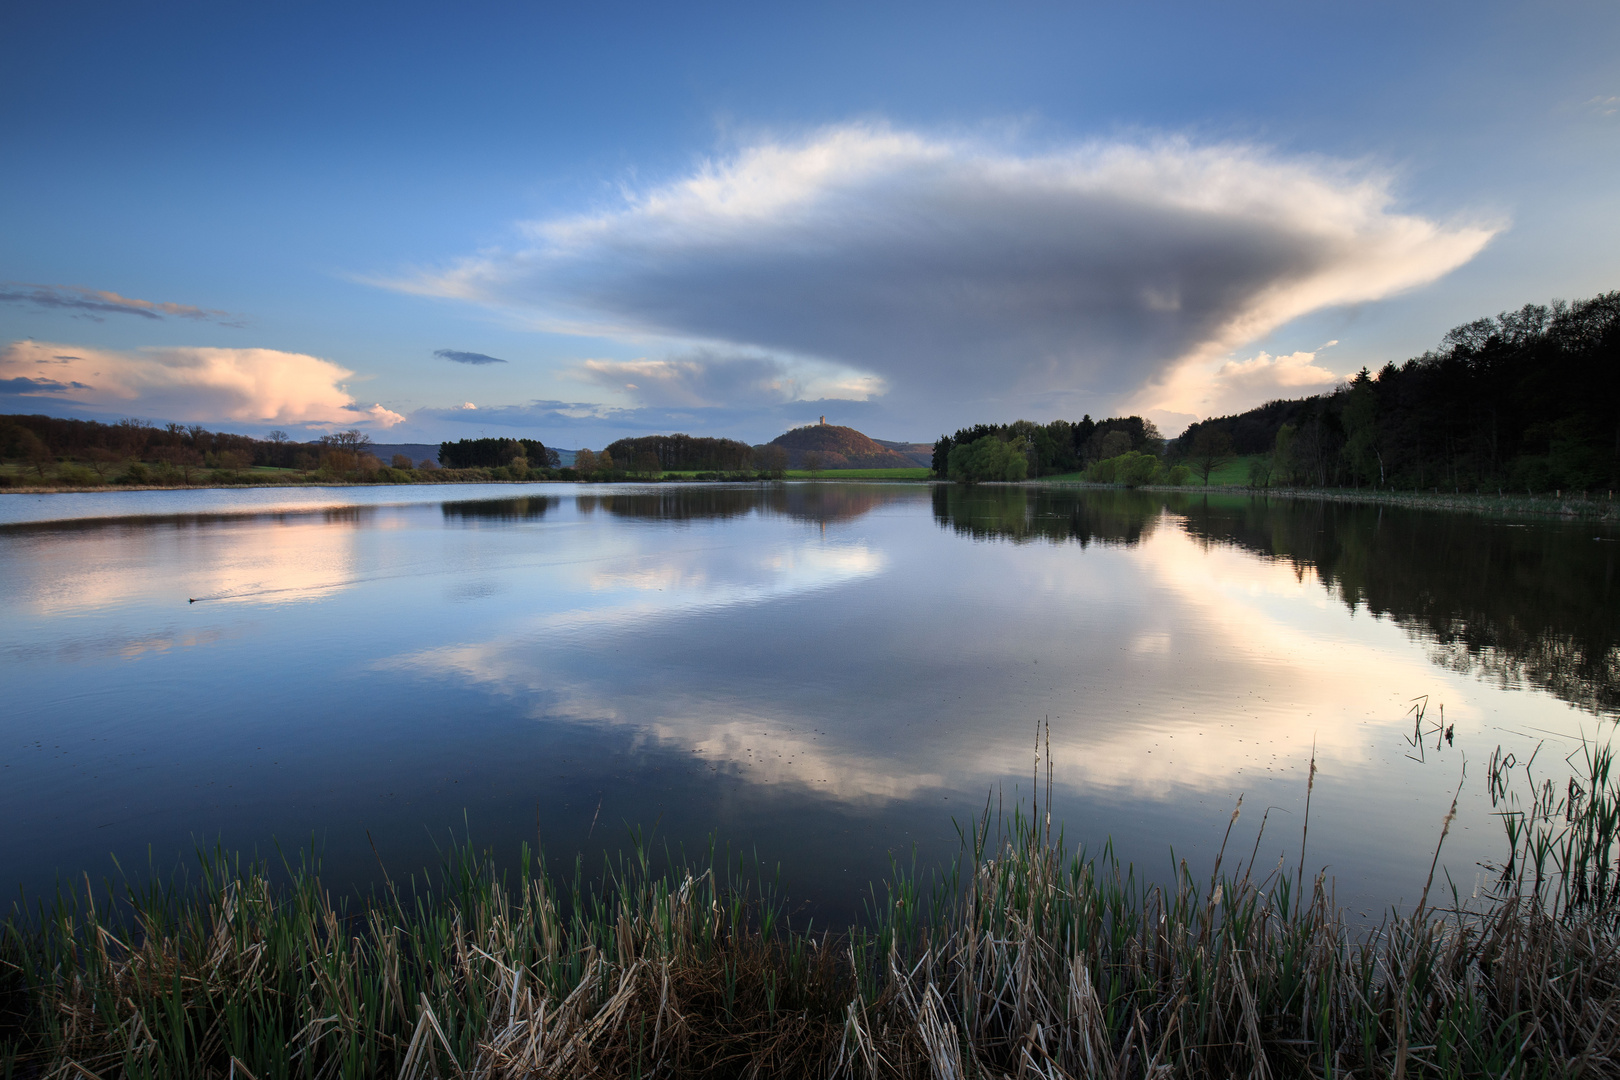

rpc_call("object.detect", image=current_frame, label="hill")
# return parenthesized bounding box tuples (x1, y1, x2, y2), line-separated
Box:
(768, 423, 921, 469)
(870, 438, 936, 467)
(368, 443, 445, 466)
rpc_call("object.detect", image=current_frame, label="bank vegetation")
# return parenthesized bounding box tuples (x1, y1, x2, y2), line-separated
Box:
(3, 728, 1617, 1078)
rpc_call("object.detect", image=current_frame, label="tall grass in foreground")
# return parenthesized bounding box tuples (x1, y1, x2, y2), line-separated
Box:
(3, 743, 1618, 1079)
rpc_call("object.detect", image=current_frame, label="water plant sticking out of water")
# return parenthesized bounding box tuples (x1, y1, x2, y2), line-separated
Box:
(3, 737, 1618, 1078)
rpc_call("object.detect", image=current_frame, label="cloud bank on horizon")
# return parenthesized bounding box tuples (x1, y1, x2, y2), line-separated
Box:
(0, 341, 403, 429)
(402, 123, 1499, 431)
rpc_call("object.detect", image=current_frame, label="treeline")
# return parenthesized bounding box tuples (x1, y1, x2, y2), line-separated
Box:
(934, 289, 1619, 492)
(1175, 290, 1620, 492)
(438, 437, 560, 470)
(931, 416, 1163, 481)
(0, 412, 800, 488)
(602, 434, 756, 472)
(1, 414, 295, 468)
(0, 414, 466, 487)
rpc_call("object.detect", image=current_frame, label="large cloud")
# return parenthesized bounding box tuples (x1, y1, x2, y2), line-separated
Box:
(0, 341, 403, 427)
(575, 350, 883, 409)
(401, 124, 1498, 423)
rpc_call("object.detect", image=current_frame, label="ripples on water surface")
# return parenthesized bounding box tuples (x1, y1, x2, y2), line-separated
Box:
(2, 482, 1615, 921)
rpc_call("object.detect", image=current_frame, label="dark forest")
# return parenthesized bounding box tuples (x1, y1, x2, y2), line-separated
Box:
(1174, 291, 1619, 492)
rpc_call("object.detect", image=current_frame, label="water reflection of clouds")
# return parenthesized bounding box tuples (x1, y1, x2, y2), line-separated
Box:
(381, 512, 1446, 808)
(2, 625, 232, 664)
(9, 515, 362, 615)
(579, 543, 884, 619)
(656, 716, 946, 802)
(7, 485, 1595, 917)
(454, 651, 949, 803)
(1038, 525, 1483, 794)
(383, 531, 914, 802)
(384, 642, 952, 804)
(380, 491, 1580, 828)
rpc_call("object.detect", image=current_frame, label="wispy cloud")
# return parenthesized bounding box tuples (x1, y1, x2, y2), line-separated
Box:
(434, 348, 507, 365)
(393, 123, 1499, 424)
(0, 283, 245, 326)
(1585, 95, 1619, 118)
(0, 340, 403, 427)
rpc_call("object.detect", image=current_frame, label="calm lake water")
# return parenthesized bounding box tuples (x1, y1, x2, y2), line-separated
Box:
(2, 482, 1616, 921)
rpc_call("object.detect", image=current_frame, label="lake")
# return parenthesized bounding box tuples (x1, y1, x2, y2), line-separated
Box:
(2, 482, 1615, 923)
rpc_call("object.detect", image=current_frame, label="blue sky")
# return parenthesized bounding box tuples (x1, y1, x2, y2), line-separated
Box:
(2, 1, 1616, 447)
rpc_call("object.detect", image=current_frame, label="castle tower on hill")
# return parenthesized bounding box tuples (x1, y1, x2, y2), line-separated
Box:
(819, 415, 826, 425)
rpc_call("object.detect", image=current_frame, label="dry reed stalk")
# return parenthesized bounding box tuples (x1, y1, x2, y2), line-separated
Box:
(4, 740, 1619, 1079)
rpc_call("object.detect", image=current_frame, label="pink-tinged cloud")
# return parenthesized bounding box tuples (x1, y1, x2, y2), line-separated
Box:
(1146, 343, 1347, 422)
(0, 341, 403, 427)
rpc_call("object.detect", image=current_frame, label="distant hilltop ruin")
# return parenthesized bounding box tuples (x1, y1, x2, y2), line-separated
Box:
(768, 423, 931, 469)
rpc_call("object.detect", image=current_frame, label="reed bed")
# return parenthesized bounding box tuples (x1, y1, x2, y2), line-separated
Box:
(4, 741, 1618, 1079)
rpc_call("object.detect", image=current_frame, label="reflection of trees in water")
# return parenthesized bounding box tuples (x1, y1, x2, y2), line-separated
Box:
(931, 486, 1163, 546)
(929, 486, 1617, 714)
(578, 489, 758, 523)
(0, 506, 382, 536)
(583, 484, 918, 525)
(440, 497, 559, 522)
(1175, 496, 1620, 717)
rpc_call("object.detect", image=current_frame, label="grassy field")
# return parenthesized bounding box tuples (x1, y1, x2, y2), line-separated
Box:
(1037, 457, 1259, 487)
(783, 467, 931, 480)
(4, 734, 1617, 1078)
(1202, 453, 1266, 486)
(653, 467, 931, 480)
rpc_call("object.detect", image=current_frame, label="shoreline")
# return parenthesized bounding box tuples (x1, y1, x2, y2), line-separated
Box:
(0, 476, 563, 496)
(1034, 478, 1620, 522)
(4, 797, 1615, 1078)
(6, 474, 1617, 524)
